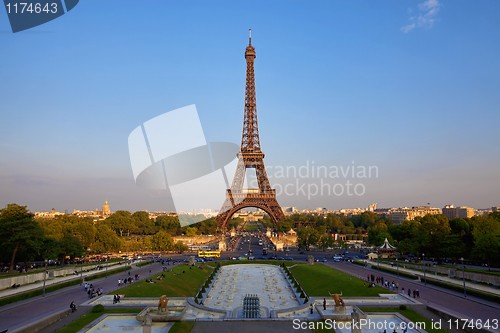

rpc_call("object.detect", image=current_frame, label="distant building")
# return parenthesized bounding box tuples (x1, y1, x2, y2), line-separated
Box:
(388, 206, 441, 225)
(442, 205, 474, 220)
(102, 199, 111, 216)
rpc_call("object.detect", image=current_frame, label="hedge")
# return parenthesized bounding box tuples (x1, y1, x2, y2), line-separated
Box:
(424, 278, 500, 304)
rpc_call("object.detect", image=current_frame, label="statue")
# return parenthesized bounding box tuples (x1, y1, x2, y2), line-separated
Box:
(328, 291, 345, 307)
(351, 308, 361, 333)
(143, 310, 152, 333)
(189, 256, 195, 266)
(307, 255, 314, 265)
(158, 295, 169, 312)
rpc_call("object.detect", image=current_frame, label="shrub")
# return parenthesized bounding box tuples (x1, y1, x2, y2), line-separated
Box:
(92, 304, 104, 313)
(399, 305, 407, 310)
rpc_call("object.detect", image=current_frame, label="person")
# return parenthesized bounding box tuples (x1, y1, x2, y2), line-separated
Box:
(416, 289, 420, 297)
(323, 298, 327, 310)
(413, 289, 416, 298)
(401, 287, 405, 295)
(84, 283, 88, 291)
(408, 288, 411, 297)
(310, 303, 314, 314)
(70, 301, 77, 312)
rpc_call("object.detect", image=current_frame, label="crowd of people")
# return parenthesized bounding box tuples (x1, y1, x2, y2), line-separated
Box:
(84, 283, 103, 298)
(366, 274, 421, 298)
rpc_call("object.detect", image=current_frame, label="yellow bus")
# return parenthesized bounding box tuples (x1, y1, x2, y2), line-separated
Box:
(198, 250, 221, 258)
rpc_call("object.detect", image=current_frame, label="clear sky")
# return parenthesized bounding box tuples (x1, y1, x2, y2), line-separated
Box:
(1, 0, 499, 213)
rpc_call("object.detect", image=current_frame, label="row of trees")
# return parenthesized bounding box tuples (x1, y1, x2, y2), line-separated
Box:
(0, 204, 86, 272)
(280, 211, 500, 268)
(0, 204, 217, 273)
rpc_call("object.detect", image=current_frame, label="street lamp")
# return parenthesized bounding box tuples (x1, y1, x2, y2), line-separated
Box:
(377, 256, 380, 271)
(105, 257, 108, 278)
(42, 259, 48, 297)
(422, 253, 426, 285)
(461, 257, 466, 297)
(80, 260, 83, 286)
(396, 253, 399, 277)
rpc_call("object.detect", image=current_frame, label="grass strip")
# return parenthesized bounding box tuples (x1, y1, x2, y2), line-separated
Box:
(136, 260, 154, 267)
(170, 321, 196, 333)
(369, 265, 419, 280)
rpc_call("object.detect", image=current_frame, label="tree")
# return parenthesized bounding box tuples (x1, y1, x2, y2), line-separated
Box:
(57, 234, 84, 263)
(105, 210, 134, 237)
(174, 241, 189, 252)
(276, 220, 293, 233)
(132, 211, 155, 234)
(0, 204, 44, 272)
(152, 230, 174, 251)
(297, 227, 320, 249)
(92, 224, 121, 253)
(185, 226, 198, 236)
(472, 214, 500, 270)
(156, 215, 180, 234)
(319, 234, 335, 250)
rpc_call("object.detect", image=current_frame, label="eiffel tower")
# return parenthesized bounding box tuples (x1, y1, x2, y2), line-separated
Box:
(216, 30, 285, 231)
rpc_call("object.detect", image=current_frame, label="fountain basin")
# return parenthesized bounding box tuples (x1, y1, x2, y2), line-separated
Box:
(136, 306, 186, 322)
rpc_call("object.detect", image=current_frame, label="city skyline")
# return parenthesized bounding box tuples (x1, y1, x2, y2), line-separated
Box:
(1, 1, 499, 213)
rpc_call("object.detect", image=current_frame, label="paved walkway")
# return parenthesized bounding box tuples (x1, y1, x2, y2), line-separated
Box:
(0, 262, 130, 300)
(328, 262, 500, 333)
(365, 260, 500, 295)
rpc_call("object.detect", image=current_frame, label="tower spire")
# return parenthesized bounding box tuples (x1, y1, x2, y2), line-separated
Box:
(242, 30, 259, 152)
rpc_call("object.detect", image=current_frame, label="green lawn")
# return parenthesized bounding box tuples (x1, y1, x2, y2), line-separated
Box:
(244, 224, 260, 231)
(290, 264, 390, 297)
(170, 321, 196, 333)
(112, 264, 213, 297)
(360, 307, 449, 333)
(57, 308, 141, 333)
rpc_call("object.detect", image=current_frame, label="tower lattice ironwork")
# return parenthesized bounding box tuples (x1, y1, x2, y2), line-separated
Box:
(216, 30, 285, 231)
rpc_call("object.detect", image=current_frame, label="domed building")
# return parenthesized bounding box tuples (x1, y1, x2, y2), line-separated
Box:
(102, 199, 111, 216)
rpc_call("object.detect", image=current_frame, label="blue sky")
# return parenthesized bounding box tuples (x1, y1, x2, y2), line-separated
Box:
(0, 0, 499, 213)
